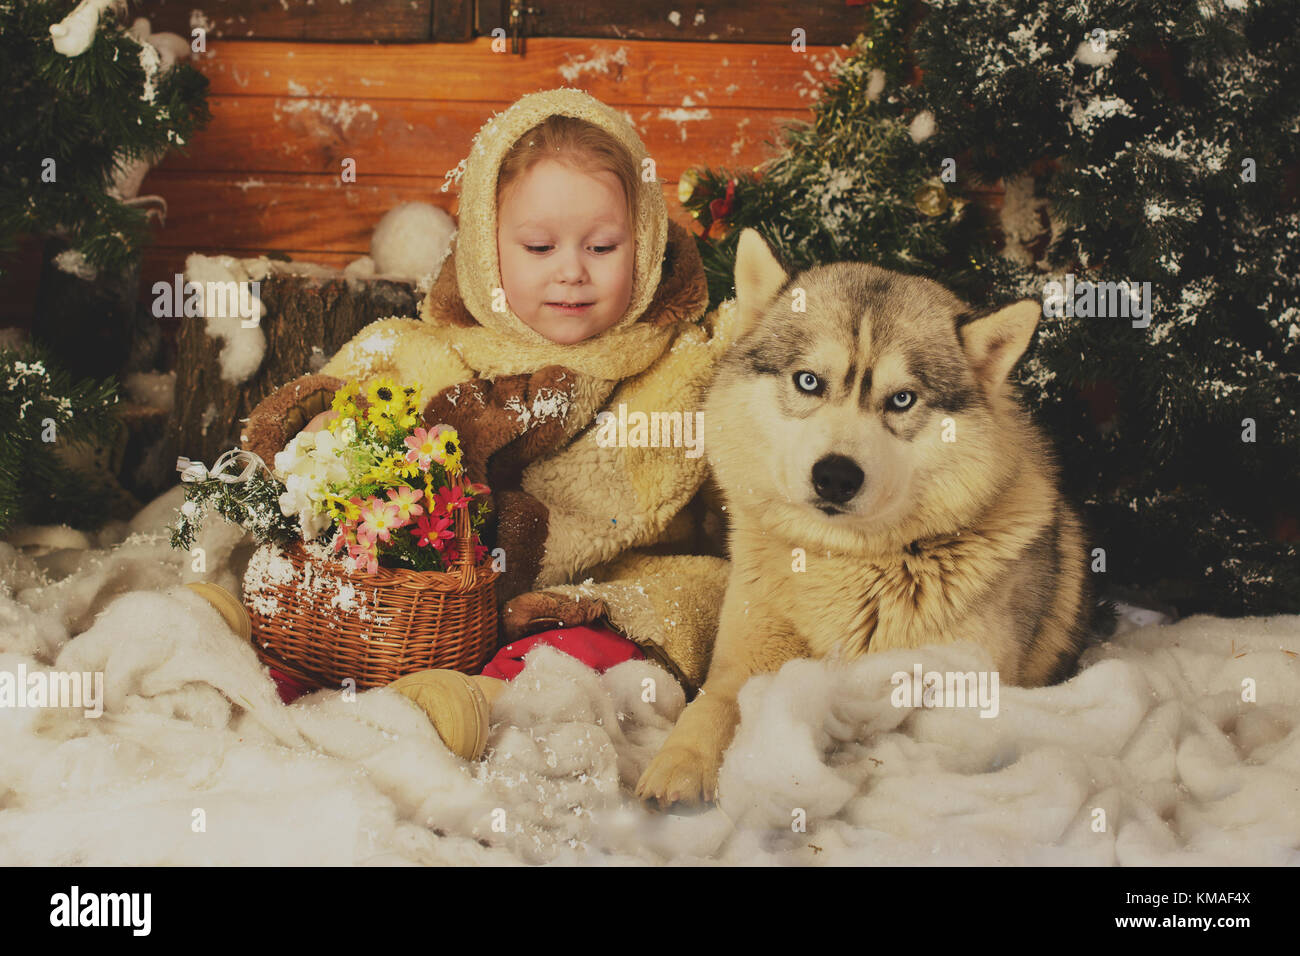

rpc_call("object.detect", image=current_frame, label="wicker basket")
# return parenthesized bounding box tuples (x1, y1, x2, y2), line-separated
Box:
(241, 490, 500, 690)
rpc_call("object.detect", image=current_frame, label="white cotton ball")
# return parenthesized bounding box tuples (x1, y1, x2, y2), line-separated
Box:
(1074, 38, 1117, 68)
(369, 203, 456, 281)
(907, 109, 936, 143)
(148, 31, 192, 69)
(866, 69, 886, 102)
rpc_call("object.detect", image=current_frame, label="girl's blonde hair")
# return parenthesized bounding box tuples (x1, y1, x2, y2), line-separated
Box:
(496, 114, 638, 234)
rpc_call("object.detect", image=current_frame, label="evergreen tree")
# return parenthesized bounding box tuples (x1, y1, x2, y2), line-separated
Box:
(683, 0, 1299, 614)
(0, 342, 121, 533)
(0, 0, 211, 280)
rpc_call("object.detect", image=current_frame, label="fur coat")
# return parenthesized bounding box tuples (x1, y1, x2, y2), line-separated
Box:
(241, 88, 742, 693)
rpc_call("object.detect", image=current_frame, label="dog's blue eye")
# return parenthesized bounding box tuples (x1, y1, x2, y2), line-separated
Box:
(794, 371, 821, 393)
(888, 390, 916, 410)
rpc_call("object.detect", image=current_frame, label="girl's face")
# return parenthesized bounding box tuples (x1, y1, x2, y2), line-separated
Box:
(496, 158, 635, 344)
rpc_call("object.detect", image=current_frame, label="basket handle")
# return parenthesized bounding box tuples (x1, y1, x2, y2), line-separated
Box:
(450, 472, 477, 585)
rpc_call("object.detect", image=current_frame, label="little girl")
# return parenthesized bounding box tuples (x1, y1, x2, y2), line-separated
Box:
(242, 88, 740, 734)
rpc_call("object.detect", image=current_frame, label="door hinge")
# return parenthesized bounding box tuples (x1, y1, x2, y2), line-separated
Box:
(508, 1, 542, 54)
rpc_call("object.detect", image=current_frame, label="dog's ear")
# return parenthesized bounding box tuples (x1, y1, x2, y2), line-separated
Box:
(733, 228, 788, 338)
(957, 300, 1040, 388)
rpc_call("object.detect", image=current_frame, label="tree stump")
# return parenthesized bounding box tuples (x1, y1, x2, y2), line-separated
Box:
(163, 262, 419, 482)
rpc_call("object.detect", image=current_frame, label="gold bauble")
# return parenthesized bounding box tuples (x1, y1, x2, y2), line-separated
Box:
(388, 669, 505, 761)
(913, 178, 952, 217)
(677, 168, 700, 205)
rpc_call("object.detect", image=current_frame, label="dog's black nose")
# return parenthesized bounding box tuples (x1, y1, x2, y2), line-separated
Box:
(811, 455, 864, 504)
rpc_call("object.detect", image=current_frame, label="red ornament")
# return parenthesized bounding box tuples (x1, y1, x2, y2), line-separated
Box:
(705, 179, 737, 238)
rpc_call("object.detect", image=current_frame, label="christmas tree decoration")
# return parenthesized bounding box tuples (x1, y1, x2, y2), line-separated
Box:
(677, 167, 701, 205)
(911, 176, 951, 217)
(705, 178, 738, 238)
(48, 0, 124, 57)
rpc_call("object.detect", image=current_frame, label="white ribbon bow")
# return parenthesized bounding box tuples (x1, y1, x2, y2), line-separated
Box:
(176, 449, 272, 485)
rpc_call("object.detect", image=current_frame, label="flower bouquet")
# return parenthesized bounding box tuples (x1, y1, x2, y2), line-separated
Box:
(270, 377, 491, 573)
(171, 377, 501, 690)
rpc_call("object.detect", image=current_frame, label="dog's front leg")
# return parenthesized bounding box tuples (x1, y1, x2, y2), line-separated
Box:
(634, 680, 740, 807)
(636, 591, 803, 808)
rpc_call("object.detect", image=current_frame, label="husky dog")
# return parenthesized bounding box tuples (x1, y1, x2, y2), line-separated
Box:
(636, 228, 1096, 808)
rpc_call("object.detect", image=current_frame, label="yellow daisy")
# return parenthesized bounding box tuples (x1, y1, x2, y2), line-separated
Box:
(322, 493, 361, 522)
(387, 453, 421, 479)
(365, 377, 404, 430)
(433, 427, 464, 475)
(394, 408, 419, 433)
(401, 383, 424, 417)
(330, 381, 361, 419)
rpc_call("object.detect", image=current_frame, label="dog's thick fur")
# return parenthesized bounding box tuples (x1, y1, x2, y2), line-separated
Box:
(636, 229, 1094, 808)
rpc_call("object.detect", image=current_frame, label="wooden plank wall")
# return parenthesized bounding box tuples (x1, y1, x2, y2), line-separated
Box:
(2, 34, 856, 328)
(141, 38, 849, 282)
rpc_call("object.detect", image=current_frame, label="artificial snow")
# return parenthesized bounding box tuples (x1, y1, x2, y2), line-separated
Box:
(1, 486, 1298, 864)
(502, 386, 572, 430)
(52, 249, 98, 282)
(659, 107, 712, 143)
(557, 46, 630, 85)
(1070, 96, 1136, 135)
(999, 175, 1048, 267)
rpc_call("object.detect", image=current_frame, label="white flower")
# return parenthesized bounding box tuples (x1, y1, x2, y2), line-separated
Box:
(273, 430, 316, 479)
(310, 429, 351, 484)
(278, 475, 332, 541)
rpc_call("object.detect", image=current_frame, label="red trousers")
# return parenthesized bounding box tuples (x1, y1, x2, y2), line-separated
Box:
(271, 624, 641, 705)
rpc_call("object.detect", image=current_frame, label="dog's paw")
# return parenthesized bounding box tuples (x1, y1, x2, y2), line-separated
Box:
(635, 745, 720, 808)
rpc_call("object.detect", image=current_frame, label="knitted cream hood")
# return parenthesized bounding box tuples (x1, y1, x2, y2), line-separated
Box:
(449, 88, 670, 343)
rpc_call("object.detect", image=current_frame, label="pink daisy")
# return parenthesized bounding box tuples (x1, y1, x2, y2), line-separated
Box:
(386, 484, 425, 522)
